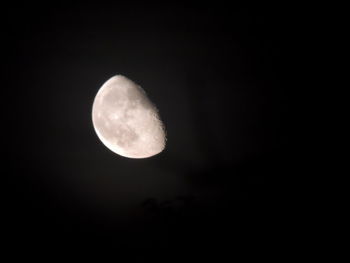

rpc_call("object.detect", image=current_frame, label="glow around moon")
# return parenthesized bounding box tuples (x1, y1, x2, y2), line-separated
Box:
(92, 75, 166, 158)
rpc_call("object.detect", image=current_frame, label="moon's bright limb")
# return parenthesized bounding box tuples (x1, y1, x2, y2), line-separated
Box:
(92, 75, 166, 158)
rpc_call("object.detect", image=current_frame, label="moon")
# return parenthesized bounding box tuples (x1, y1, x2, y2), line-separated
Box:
(92, 75, 166, 158)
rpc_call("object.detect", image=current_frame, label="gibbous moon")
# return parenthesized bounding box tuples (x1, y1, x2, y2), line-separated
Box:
(92, 75, 166, 158)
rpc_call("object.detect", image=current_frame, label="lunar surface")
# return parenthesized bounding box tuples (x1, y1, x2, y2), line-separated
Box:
(92, 75, 166, 158)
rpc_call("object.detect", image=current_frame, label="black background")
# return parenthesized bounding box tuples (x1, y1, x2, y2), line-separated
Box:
(4, 1, 293, 256)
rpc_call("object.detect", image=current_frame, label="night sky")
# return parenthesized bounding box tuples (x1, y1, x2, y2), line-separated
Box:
(4, 2, 292, 255)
